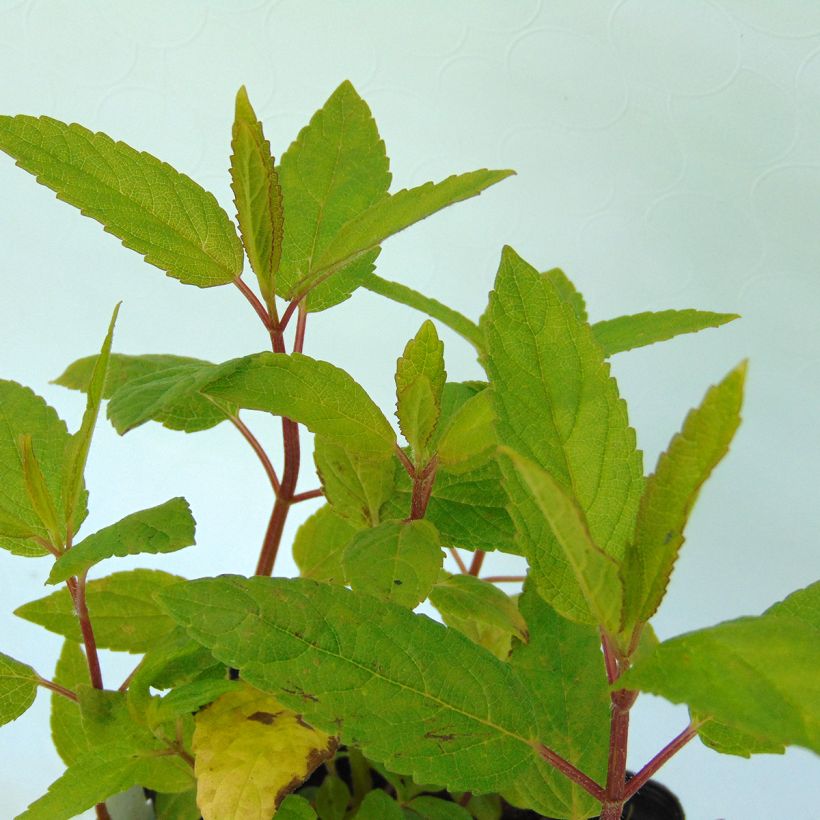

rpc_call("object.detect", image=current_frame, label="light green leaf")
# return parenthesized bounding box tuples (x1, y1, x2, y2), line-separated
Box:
(17, 742, 193, 820)
(592, 309, 739, 357)
(107, 361, 232, 434)
(230, 86, 283, 302)
(15, 569, 184, 653)
(0, 381, 77, 556)
(294, 169, 515, 303)
(293, 504, 360, 583)
(203, 353, 396, 458)
(50, 640, 91, 765)
(314, 435, 396, 527)
(481, 246, 643, 624)
(696, 715, 785, 758)
(278, 80, 391, 311)
(622, 608, 820, 753)
(0, 115, 243, 287)
(155, 677, 238, 721)
(343, 519, 443, 608)
(621, 363, 746, 630)
(406, 795, 472, 819)
(395, 321, 446, 461)
(154, 789, 201, 820)
(764, 579, 820, 629)
(159, 576, 545, 797)
(502, 449, 622, 634)
(63, 304, 120, 532)
(192, 684, 336, 820)
(436, 390, 496, 472)
(19, 433, 63, 547)
(277, 794, 317, 819)
(503, 584, 609, 820)
(355, 789, 403, 819)
(543, 268, 587, 323)
(363, 274, 484, 352)
(0, 651, 39, 726)
(48, 497, 196, 584)
(429, 573, 528, 659)
(315, 776, 351, 820)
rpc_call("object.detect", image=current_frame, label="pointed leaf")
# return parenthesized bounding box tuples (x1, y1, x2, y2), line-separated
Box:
(230, 86, 283, 301)
(621, 363, 746, 629)
(695, 715, 784, 758)
(192, 683, 336, 820)
(16, 569, 184, 652)
(436, 389, 496, 471)
(543, 268, 587, 322)
(0, 116, 243, 287)
(363, 273, 484, 352)
(481, 246, 643, 624)
(0, 381, 76, 556)
(315, 776, 351, 820)
(592, 309, 739, 357)
(278, 794, 317, 819)
(63, 304, 120, 532)
(278, 80, 391, 311)
(503, 449, 622, 634)
(395, 321, 446, 460)
(355, 789, 403, 819)
(19, 433, 63, 547)
(314, 435, 396, 527)
(0, 651, 39, 726)
(297, 169, 514, 303)
(293, 504, 360, 583)
(343, 519, 443, 607)
(48, 497, 196, 584)
(504, 584, 609, 819)
(50, 640, 91, 765)
(203, 353, 396, 458)
(159, 576, 547, 796)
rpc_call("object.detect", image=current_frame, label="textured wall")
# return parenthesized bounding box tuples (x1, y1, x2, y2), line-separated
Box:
(0, 1, 818, 817)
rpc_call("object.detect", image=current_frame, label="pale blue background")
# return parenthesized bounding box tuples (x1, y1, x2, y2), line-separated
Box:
(1, 1, 819, 817)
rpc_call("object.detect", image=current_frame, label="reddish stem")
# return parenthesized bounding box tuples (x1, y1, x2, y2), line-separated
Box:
(292, 488, 323, 503)
(95, 804, 112, 820)
(71, 571, 104, 690)
(279, 298, 300, 333)
(468, 549, 486, 576)
(37, 678, 77, 702)
(228, 414, 280, 494)
(233, 277, 278, 344)
(601, 630, 620, 686)
(395, 445, 415, 477)
(481, 575, 526, 583)
(408, 457, 438, 520)
(600, 688, 636, 819)
(293, 303, 307, 353)
(449, 547, 468, 574)
(535, 744, 606, 802)
(624, 723, 700, 801)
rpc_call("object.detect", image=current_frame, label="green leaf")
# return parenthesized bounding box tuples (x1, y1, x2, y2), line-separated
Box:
(343, 519, 443, 608)
(155, 678, 238, 721)
(48, 497, 196, 584)
(355, 789, 403, 820)
(230, 86, 283, 302)
(0, 651, 39, 726)
(154, 788, 201, 820)
(17, 742, 194, 820)
(278, 80, 391, 311)
(0, 380, 76, 556)
(314, 435, 396, 527)
(315, 776, 351, 820)
(19, 433, 63, 547)
(159, 576, 546, 796)
(15, 569, 184, 653)
(363, 274, 484, 353)
(503, 584, 609, 820)
(406, 796, 472, 819)
(543, 268, 587, 323)
(696, 715, 785, 758)
(50, 640, 91, 765)
(481, 246, 643, 624)
(63, 304, 120, 532)
(294, 169, 515, 303)
(107, 361, 232, 435)
(620, 362, 746, 630)
(429, 574, 528, 660)
(293, 505, 360, 584)
(203, 353, 396, 458)
(0, 115, 243, 287)
(764, 579, 820, 628)
(395, 321, 446, 461)
(502, 449, 622, 634)
(592, 309, 739, 357)
(436, 390, 496, 472)
(277, 794, 317, 819)
(622, 583, 820, 754)
(192, 684, 336, 820)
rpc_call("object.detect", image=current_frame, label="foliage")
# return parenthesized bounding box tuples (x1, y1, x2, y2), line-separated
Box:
(0, 80, 811, 820)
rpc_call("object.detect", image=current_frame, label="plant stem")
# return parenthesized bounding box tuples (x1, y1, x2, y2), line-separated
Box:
(449, 547, 468, 574)
(70, 570, 104, 690)
(408, 457, 438, 520)
(624, 722, 700, 801)
(599, 688, 636, 819)
(292, 488, 323, 503)
(467, 549, 485, 576)
(293, 303, 307, 353)
(233, 277, 276, 337)
(279, 298, 300, 333)
(36, 678, 77, 701)
(395, 444, 415, 477)
(228, 414, 280, 493)
(481, 575, 526, 583)
(535, 743, 606, 802)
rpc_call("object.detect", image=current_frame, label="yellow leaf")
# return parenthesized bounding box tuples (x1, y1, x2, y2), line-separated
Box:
(193, 684, 337, 819)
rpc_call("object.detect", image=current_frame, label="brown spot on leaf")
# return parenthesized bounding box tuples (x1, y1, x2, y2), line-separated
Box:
(247, 710, 282, 725)
(424, 731, 456, 742)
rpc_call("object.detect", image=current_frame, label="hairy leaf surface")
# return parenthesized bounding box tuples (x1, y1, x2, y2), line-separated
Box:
(620, 363, 746, 629)
(481, 246, 642, 623)
(0, 115, 243, 286)
(16, 569, 184, 653)
(0, 651, 38, 726)
(193, 684, 336, 820)
(48, 497, 196, 583)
